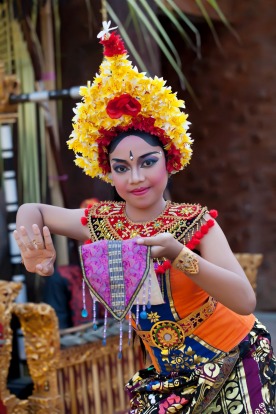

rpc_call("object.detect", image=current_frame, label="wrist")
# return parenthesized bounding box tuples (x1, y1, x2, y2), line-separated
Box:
(172, 246, 199, 275)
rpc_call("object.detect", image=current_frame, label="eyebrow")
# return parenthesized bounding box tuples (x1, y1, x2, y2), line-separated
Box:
(111, 151, 161, 163)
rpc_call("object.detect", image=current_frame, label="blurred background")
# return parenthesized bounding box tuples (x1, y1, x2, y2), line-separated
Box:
(0, 0, 275, 411)
(1, 0, 275, 308)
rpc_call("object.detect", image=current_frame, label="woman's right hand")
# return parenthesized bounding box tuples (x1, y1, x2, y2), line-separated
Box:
(13, 224, 56, 276)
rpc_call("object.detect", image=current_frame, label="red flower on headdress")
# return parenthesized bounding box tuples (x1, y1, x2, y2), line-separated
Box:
(106, 94, 141, 119)
(100, 32, 127, 57)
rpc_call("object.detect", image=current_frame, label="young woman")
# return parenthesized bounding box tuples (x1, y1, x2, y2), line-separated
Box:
(14, 23, 275, 413)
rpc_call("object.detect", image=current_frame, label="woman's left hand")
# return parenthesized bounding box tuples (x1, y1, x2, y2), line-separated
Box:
(136, 233, 183, 261)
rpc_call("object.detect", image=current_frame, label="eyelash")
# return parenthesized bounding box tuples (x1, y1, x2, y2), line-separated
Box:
(113, 158, 158, 173)
(141, 158, 158, 168)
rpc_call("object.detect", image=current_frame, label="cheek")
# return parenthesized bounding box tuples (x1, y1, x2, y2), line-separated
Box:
(152, 161, 168, 185)
(111, 173, 126, 193)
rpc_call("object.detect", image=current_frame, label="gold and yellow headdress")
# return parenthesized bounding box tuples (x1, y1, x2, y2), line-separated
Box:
(67, 21, 193, 183)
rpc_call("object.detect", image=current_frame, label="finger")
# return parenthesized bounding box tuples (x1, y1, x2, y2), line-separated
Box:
(13, 230, 27, 252)
(136, 235, 163, 246)
(19, 226, 36, 250)
(36, 263, 53, 277)
(32, 224, 45, 250)
(42, 227, 55, 252)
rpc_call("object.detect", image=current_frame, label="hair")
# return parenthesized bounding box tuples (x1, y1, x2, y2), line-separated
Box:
(108, 129, 165, 155)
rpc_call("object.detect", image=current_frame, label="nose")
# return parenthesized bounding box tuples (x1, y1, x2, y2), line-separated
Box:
(129, 166, 145, 184)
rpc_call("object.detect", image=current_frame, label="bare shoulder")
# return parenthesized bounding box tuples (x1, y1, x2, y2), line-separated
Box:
(199, 213, 244, 275)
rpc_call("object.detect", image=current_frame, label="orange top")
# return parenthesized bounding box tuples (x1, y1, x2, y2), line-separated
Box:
(169, 267, 255, 352)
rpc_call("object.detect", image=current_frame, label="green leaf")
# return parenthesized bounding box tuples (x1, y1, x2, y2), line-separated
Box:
(126, 0, 182, 76)
(154, 0, 197, 53)
(165, 0, 201, 56)
(195, 0, 222, 50)
(106, 2, 148, 72)
(138, 0, 182, 67)
(207, 0, 240, 41)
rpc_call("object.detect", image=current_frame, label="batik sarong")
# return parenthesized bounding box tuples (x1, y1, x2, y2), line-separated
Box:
(126, 319, 276, 413)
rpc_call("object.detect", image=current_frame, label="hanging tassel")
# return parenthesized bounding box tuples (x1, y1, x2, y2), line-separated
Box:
(102, 308, 108, 346)
(146, 270, 152, 310)
(92, 298, 98, 330)
(136, 298, 140, 326)
(81, 279, 88, 318)
(140, 281, 147, 319)
(128, 311, 132, 345)
(118, 320, 123, 359)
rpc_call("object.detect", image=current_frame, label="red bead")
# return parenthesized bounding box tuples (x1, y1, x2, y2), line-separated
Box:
(207, 219, 215, 228)
(186, 242, 195, 250)
(81, 216, 88, 225)
(156, 265, 165, 274)
(163, 260, 171, 270)
(209, 209, 218, 218)
(195, 231, 203, 239)
(201, 224, 209, 234)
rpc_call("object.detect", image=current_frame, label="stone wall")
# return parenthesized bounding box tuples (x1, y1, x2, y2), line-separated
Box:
(166, 1, 276, 309)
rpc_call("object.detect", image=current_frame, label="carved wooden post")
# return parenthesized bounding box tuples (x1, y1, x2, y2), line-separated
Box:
(13, 303, 63, 413)
(0, 281, 28, 414)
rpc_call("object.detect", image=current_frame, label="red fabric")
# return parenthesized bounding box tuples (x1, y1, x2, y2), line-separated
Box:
(58, 265, 89, 326)
(0, 400, 7, 414)
(57, 265, 108, 326)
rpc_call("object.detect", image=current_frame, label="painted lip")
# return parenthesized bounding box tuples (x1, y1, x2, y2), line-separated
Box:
(130, 187, 150, 196)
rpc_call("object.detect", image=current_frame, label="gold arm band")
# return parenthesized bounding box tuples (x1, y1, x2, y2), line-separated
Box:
(172, 246, 199, 275)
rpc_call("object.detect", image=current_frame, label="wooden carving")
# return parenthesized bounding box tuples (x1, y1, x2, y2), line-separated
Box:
(0, 280, 29, 413)
(0, 62, 20, 122)
(13, 303, 62, 413)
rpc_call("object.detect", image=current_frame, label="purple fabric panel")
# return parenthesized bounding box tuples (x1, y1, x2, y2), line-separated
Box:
(122, 240, 148, 303)
(243, 346, 266, 411)
(81, 240, 111, 305)
(81, 240, 148, 307)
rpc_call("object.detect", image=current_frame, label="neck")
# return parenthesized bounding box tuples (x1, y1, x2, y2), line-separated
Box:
(125, 198, 167, 223)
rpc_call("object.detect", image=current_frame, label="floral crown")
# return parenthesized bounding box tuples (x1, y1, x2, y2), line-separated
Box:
(67, 21, 193, 183)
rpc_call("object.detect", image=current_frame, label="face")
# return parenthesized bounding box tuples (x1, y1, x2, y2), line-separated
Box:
(109, 135, 168, 211)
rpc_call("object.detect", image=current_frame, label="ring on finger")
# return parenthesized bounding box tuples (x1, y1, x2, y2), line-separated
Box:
(32, 239, 39, 249)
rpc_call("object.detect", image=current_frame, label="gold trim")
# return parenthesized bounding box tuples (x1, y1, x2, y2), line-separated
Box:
(165, 269, 179, 321)
(172, 247, 199, 275)
(136, 297, 217, 349)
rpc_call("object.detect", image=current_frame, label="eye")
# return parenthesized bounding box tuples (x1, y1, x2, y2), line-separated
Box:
(113, 164, 129, 173)
(141, 158, 158, 168)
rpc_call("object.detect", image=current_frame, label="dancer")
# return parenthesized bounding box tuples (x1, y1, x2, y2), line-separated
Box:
(14, 22, 275, 413)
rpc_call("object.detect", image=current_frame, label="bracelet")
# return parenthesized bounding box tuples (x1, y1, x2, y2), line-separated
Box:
(172, 247, 199, 275)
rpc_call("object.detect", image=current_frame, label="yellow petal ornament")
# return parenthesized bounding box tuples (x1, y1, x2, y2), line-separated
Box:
(67, 21, 193, 183)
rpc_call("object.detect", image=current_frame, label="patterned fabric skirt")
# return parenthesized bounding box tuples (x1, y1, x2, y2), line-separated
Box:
(125, 320, 276, 413)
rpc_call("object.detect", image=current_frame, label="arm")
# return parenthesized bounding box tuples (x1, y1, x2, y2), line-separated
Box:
(14, 203, 90, 276)
(136, 216, 256, 315)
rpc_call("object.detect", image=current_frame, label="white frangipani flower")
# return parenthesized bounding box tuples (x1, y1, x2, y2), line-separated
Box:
(97, 21, 118, 39)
